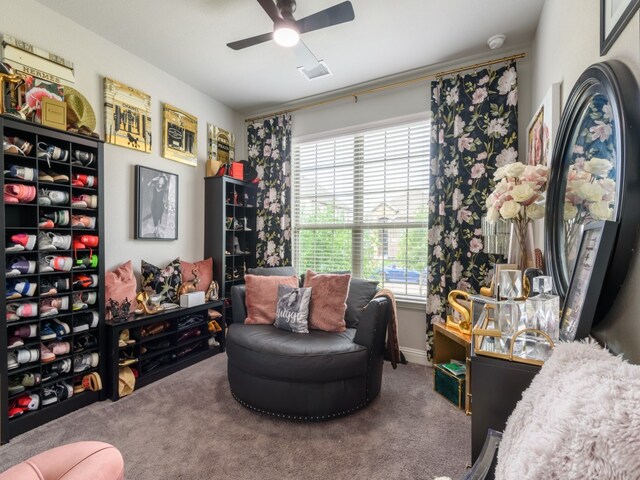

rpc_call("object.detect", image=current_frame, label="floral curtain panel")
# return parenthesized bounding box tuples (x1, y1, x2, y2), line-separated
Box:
(247, 114, 292, 267)
(426, 63, 518, 360)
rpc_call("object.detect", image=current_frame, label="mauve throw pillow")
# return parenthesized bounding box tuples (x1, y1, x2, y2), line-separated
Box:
(105, 260, 137, 320)
(245, 274, 298, 324)
(304, 270, 351, 332)
(180, 258, 213, 292)
(274, 284, 312, 333)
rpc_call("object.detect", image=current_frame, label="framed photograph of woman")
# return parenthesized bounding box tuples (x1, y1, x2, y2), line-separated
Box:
(135, 165, 178, 240)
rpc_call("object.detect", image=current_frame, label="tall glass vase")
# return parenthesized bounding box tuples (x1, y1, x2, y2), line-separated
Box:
(512, 218, 530, 271)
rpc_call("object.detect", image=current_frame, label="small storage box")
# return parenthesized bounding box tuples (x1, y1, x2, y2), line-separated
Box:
(434, 364, 465, 409)
(180, 291, 205, 308)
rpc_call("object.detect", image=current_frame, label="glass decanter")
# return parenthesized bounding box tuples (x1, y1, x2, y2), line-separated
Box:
(497, 269, 523, 354)
(524, 276, 560, 361)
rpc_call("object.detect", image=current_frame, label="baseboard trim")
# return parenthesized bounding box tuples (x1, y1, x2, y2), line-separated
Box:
(400, 347, 428, 365)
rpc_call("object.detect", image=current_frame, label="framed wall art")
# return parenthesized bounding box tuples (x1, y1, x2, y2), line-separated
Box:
(206, 123, 235, 176)
(600, 0, 640, 55)
(135, 165, 178, 240)
(162, 103, 197, 166)
(559, 221, 618, 342)
(526, 82, 560, 166)
(104, 77, 152, 153)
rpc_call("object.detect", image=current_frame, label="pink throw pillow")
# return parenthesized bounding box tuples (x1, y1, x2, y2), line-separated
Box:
(180, 258, 213, 292)
(245, 274, 298, 324)
(105, 261, 137, 320)
(304, 270, 351, 332)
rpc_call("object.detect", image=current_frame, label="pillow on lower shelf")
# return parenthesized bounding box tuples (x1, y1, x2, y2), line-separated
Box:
(180, 258, 213, 292)
(141, 258, 182, 303)
(244, 274, 298, 325)
(105, 260, 137, 320)
(274, 284, 312, 334)
(304, 270, 351, 332)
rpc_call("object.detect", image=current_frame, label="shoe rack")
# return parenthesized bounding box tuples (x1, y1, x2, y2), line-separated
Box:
(105, 301, 224, 400)
(0, 115, 106, 443)
(204, 176, 257, 322)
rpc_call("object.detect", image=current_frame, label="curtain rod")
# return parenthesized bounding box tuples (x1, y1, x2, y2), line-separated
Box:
(244, 52, 526, 124)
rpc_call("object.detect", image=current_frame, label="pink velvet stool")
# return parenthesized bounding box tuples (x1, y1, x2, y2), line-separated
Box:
(0, 441, 124, 480)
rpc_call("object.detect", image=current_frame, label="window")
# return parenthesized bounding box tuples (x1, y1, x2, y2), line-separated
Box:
(293, 118, 430, 300)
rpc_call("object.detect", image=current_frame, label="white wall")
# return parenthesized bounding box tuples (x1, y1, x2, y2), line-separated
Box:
(287, 50, 533, 363)
(1, 0, 244, 274)
(531, 0, 640, 359)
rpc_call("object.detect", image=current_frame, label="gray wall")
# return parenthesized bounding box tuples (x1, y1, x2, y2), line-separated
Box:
(1, 0, 245, 274)
(531, 0, 640, 362)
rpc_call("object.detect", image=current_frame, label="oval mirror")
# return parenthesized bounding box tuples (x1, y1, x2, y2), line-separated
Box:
(545, 61, 639, 319)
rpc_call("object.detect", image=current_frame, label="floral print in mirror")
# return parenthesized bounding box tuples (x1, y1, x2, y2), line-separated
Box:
(562, 93, 617, 276)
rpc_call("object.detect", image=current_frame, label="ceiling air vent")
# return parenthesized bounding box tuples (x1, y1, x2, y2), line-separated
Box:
(297, 60, 332, 80)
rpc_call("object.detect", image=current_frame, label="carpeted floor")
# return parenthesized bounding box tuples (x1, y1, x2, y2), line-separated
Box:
(0, 355, 470, 480)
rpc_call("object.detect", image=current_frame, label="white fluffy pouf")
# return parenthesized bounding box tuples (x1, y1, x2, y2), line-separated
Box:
(496, 340, 640, 479)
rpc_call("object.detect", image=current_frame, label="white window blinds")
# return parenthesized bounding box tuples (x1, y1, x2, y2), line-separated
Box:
(293, 119, 430, 300)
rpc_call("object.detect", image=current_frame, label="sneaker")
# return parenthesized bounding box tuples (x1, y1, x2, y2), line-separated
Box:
(73, 234, 99, 248)
(12, 324, 37, 339)
(16, 393, 40, 411)
(72, 173, 97, 187)
(71, 150, 95, 167)
(71, 194, 98, 209)
(71, 215, 96, 229)
(39, 255, 73, 272)
(73, 352, 99, 372)
(8, 352, 18, 370)
(41, 387, 58, 406)
(48, 341, 71, 355)
(16, 348, 39, 364)
(7, 164, 36, 181)
(40, 296, 69, 317)
(40, 323, 57, 341)
(40, 169, 69, 184)
(6, 256, 37, 276)
(73, 255, 99, 270)
(51, 318, 71, 337)
(8, 336, 24, 348)
(13, 302, 38, 318)
(55, 381, 74, 401)
(39, 210, 70, 228)
(73, 274, 98, 289)
(6, 136, 33, 156)
(37, 142, 69, 163)
(73, 311, 99, 332)
(72, 292, 96, 310)
(4, 183, 36, 203)
(8, 379, 25, 395)
(6, 233, 37, 252)
(38, 232, 72, 251)
(6, 279, 37, 298)
(50, 358, 72, 374)
(38, 188, 69, 206)
(40, 343, 56, 363)
(74, 334, 97, 352)
(40, 277, 69, 296)
(21, 372, 41, 387)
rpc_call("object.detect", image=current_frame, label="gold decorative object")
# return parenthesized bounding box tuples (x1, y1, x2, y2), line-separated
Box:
(0, 72, 24, 114)
(104, 77, 151, 152)
(178, 268, 199, 297)
(207, 124, 235, 176)
(446, 290, 472, 334)
(162, 103, 197, 166)
(40, 96, 67, 130)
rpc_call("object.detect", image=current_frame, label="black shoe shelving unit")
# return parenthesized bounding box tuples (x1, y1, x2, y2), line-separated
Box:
(1, 115, 105, 444)
(204, 176, 257, 323)
(105, 301, 224, 401)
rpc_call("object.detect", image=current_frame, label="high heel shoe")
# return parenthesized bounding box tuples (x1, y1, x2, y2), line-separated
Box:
(135, 291, 165, 315)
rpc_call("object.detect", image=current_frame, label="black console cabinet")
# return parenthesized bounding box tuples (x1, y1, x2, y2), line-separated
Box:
(470, 354, 540, 463)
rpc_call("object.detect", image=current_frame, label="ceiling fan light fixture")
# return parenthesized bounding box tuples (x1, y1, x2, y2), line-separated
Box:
(273, 20, 300, 47)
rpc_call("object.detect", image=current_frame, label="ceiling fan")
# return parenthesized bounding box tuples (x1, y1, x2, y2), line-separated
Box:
(227, 0, 355, 50)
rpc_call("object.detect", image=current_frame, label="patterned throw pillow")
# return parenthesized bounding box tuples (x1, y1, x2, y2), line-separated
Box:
(105, 260, 137, 320)
(141, 258, 182, 303)
(274, 284, 312, 334)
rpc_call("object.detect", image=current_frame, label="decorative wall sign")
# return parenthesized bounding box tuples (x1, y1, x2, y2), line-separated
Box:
(526, 82, 560, 166)
(135, 165, 179, 240)
(162, 104, 197, 166)
(104, 77, 152, 153)
(207, 123, 235, 175)
(600, 0, 640, 55)
(560, 221, 617, 341)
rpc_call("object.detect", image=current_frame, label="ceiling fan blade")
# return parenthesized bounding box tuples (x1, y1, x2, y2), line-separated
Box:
(257, 0, 282, 22)
(227, 31, 274, 50)
(292, 40, 320, 70)
(296, 1, 355, 34)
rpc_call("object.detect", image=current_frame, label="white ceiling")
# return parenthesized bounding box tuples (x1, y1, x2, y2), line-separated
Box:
(36, 0, 545, 114)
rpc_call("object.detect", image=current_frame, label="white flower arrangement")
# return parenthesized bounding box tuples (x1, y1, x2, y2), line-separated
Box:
(486, 162, 549, 224)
